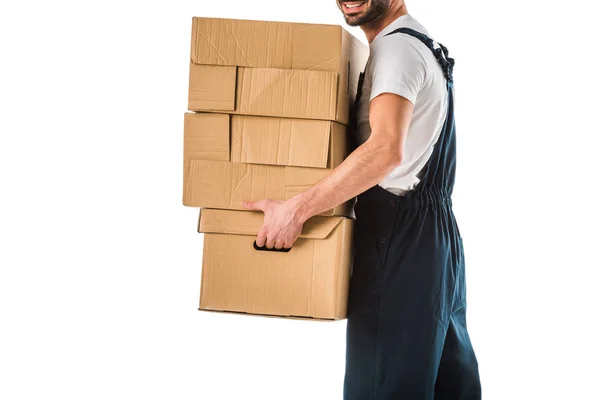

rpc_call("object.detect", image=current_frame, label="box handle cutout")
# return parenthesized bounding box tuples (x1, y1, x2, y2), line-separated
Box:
(253, 241, 291, 253)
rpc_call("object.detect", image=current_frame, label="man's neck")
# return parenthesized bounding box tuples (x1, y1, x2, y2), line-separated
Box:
(361, 4, 408, 44)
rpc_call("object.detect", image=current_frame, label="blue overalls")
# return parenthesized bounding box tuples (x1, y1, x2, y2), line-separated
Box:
(343, 28, 482, 399)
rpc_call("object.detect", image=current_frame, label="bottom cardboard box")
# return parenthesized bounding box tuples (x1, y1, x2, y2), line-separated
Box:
(197, 208, 354, 320)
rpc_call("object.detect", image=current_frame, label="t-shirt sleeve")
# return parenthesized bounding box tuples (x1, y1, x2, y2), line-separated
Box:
(368, 37, 427, 105)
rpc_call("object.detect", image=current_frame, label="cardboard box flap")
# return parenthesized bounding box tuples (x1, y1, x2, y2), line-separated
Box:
(199, 209, 343, 239)
(231, 116, 331, 168)
(236, 68, 338, 121)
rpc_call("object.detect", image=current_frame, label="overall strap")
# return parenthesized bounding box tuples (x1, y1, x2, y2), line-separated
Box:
(384, 27, 455, 86)
(383, 27, 458, 198)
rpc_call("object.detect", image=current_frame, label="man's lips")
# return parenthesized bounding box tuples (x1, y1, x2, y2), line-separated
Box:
(342, 1, 367, 14)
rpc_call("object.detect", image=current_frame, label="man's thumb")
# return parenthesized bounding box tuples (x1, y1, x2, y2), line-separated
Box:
(242, 200, 263, 211)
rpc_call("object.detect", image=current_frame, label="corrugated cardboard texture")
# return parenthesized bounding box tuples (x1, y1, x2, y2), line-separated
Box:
(188, 64, 236, 111)
(184, 112, 347, 168)
(183, 160, 350, 216)
(191, 17, 346, 73)
(236, 68, 337, 120)
(182, 113, 353, 217)
(183, 113, 230, 189)
(198, 209, 354, 320)
(231, 117, 330, 168)
(188, 66, 339, 122)
(189, 17, 369, 124)
(199, 208, 343, 239)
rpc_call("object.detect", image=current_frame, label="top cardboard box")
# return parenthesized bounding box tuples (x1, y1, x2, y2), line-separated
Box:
(188, 17, 369, 125)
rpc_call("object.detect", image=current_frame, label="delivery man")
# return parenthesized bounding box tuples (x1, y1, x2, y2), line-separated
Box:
(242, 0, 482, 398)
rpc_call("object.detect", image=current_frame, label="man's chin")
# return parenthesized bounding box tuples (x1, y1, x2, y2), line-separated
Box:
(344, 15, 363, 26)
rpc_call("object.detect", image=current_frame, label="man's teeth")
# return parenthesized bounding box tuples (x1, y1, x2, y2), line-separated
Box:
(346, 2, 365, 8)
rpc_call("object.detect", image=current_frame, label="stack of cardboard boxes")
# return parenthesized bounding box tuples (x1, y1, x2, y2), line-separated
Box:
(183, 17, 368, 320)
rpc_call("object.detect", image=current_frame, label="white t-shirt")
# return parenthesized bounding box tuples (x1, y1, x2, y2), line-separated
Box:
(355, 14, 449, 196)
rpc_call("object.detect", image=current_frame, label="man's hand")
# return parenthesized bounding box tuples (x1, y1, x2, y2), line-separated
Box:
(241, 199, 305, 250)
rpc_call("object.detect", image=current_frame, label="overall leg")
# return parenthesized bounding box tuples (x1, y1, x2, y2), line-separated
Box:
(344, 197, 388, 399)
(345, 194, 461, 400)
(371, 204, 456, 399)
(434, 307, 482, 400)
(434, 237, 481, 399)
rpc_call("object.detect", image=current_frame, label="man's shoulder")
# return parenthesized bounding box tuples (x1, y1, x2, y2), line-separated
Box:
(375, 18, 429, 48)
(369, 29, 426, 65)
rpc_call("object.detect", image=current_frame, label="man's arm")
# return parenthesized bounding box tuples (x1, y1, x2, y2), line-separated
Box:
(291, 92, 415, 223)
(243, 37, 426, 249)
(242, 92, 415, 248)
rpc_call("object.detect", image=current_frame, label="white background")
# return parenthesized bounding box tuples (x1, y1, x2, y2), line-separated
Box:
(0, 0, 598, 399)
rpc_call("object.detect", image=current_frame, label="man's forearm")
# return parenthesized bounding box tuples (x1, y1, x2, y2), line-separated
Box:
(291, 138, 402, 223)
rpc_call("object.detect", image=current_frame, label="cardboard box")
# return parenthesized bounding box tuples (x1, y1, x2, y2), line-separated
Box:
(188, 17, 369, 124)
(198, 208, 354, 320)
(183, 112, 353, 217)
(189, 65, 340, 122)
(183, 112, 347, 169)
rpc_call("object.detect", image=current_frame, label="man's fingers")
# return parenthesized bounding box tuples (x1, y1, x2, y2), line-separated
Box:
(242, 200, 267, 211)
(256, 234, 298, 250)
(283, 236, 297, 250)
(241, 200, 258, 210)
(255, 232, 267, 248)
(256, 235, 281, 250)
